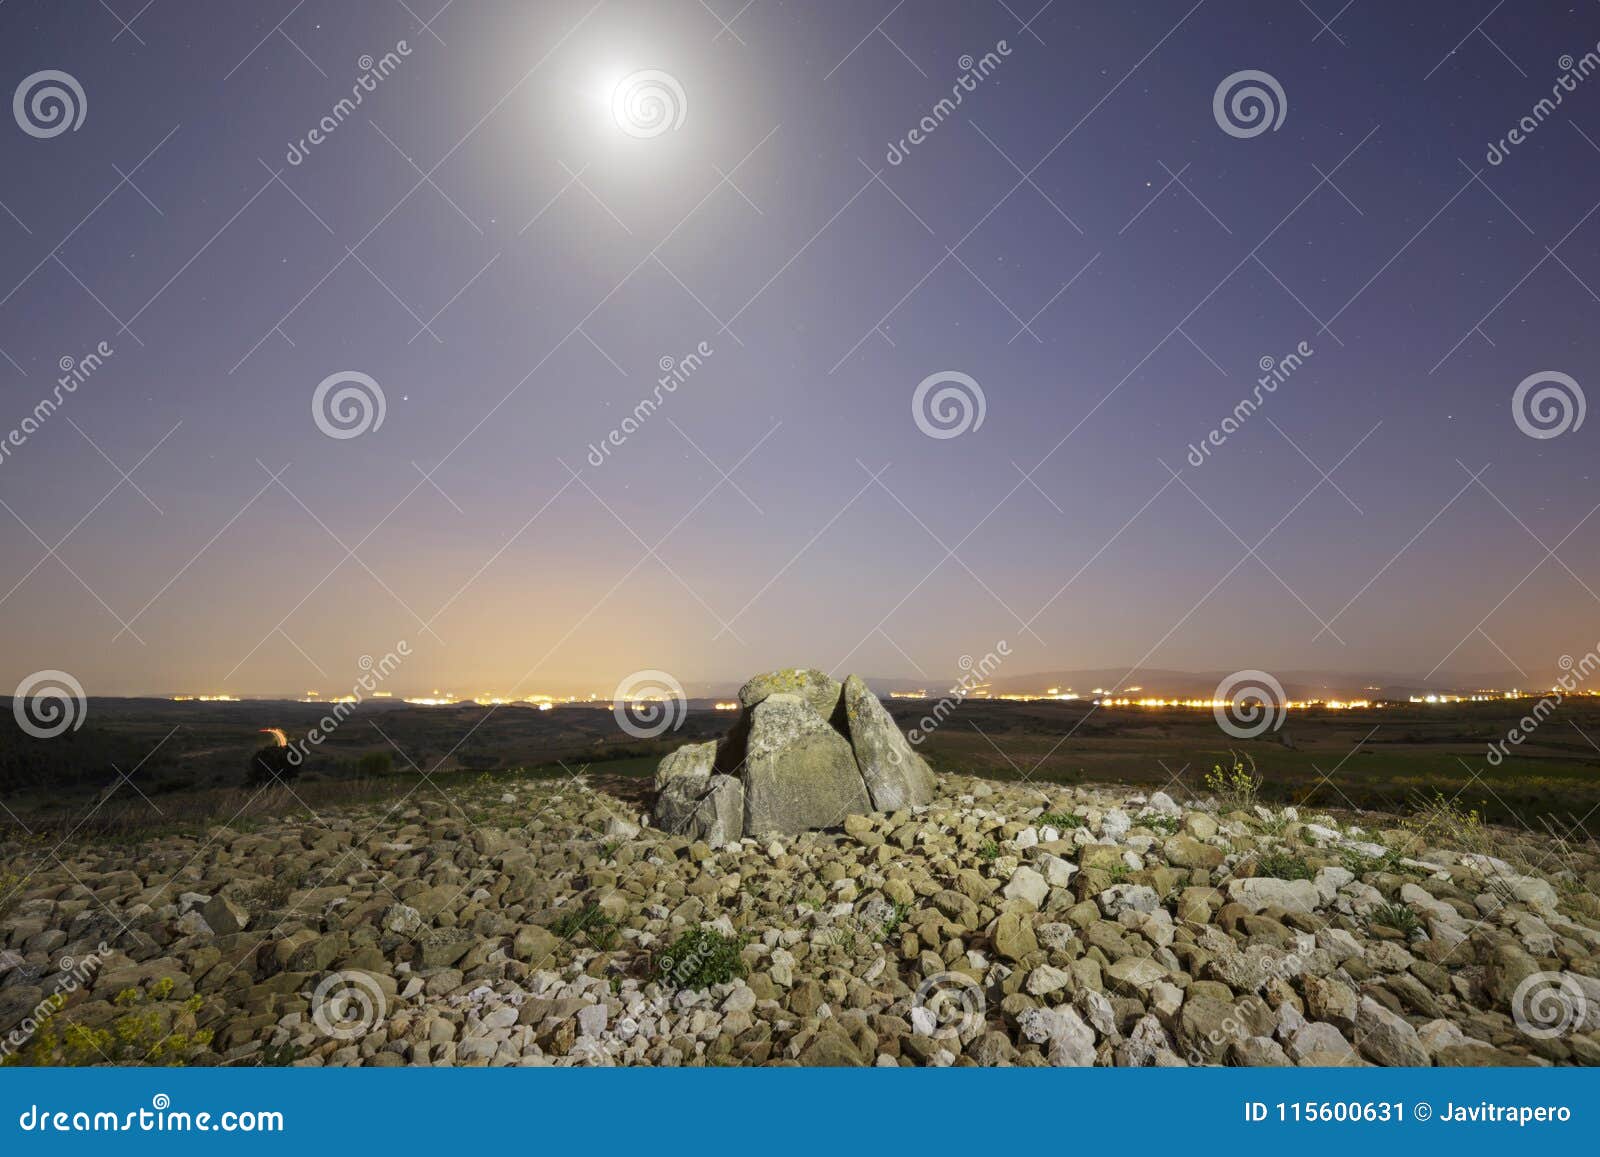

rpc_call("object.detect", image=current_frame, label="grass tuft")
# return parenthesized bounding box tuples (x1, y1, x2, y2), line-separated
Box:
(654, 927, 748, 989)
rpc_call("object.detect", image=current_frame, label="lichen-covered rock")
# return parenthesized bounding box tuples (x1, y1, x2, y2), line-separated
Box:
(737, 667, 843, 720)
(652, 670, 935, 842)
(654, 765, 712, 835)
(655, 740, 717, 790)
(688, 775, 744, 847)
(743, 694, 869, 836)
(841, 673, 936, 811)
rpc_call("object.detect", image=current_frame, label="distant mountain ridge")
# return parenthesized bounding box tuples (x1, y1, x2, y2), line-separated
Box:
(852, 667, 1537, 701)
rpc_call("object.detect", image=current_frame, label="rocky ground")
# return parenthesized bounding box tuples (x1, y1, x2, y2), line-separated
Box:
(2, 773, 1598, 1066)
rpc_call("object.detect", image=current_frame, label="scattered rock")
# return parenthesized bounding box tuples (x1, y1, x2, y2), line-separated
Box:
(1354, 996, 1429, 1067)
(5, 766, 1592, 1069)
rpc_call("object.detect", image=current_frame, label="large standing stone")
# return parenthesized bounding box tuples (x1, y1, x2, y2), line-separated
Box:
(688, 775, 744, 847)
(737, 668, 843, 721)
(652, 668, 946, 841)
(655, 739, 718, 789)
(655, 766, 712, 835)
(742, 694, 870, 836)
(840, 674, 936, 811)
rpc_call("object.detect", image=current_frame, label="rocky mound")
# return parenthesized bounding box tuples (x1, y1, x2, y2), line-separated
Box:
(653, 668, 936, 845)
(2, 775, 1598, 1067)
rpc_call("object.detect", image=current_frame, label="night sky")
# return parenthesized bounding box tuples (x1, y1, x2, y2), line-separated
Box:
(2, 0, 1598, 698)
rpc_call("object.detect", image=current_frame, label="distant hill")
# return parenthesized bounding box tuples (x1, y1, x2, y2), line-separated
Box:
(856, 667, 1535, 701)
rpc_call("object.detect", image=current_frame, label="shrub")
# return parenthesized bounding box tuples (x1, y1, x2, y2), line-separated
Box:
(356, 751, 394, 777)
(1406, 791, 1493, 856)
(1204, 753, 1260, 813)
(654, 928, 748, 989)
(2, 979, 212, 1067)
(1038, 811, 1085, 830)
(977, 841, 1000, 862)
(245, 744, 298, 789)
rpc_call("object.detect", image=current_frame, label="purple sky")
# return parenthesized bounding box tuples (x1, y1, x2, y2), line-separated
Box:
(2, 0, 1599, 698)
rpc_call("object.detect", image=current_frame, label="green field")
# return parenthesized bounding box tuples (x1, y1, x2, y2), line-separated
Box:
(909, 697, 1600, 838)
